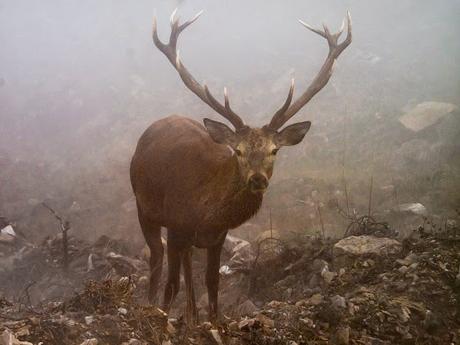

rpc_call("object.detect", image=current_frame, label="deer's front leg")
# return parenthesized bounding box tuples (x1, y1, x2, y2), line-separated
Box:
(182, 246, 198, 325)
(206, 239, 225, 322)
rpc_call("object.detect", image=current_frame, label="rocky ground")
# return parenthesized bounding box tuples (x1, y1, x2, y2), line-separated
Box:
(0, 218, 459, 345)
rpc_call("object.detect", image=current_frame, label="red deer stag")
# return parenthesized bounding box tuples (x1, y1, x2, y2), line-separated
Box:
(130, 9, 352, 323)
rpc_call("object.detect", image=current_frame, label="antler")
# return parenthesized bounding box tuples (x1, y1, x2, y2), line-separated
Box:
(152, 9, 246, 130)
(266, 12, 352, 131)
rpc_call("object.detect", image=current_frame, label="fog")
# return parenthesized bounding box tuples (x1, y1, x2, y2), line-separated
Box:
(1, 0, 459, 244)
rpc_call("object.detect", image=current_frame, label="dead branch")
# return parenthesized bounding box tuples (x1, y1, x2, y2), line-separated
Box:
(42, 202, 71, 272)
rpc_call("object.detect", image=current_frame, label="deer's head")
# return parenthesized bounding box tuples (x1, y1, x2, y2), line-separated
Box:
(153, 9, 352, 194)
(203, 118, 310, 193)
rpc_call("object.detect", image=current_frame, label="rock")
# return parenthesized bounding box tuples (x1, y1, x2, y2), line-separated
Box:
(224, 234, 253, 265)
(138, 275, 149, 287)
(87, 254, 95, 272)
(361, 336, 390, 345)
(118, 307, 128, 315)
(0, 225, 16, 244)
(308, 293, 324, 306)
(79, 339, 98, 345)
(209, 329, 223, 345)
(334, 326, 350, 345)
(1, 329, 34, 345)
(236, 299, 258, 316)
(267, 300, 284, 308)
(238, 317, 256, 330)
(228, 321, 239, 331)
(106, 252, 144, 276)
(255, 313, 275, 328)
(399, 101, 457, 132)
(321, 268, 337, 284)
(295, 299, 308, 307)
(127, 340, 142, 345)
(85, 315, 95, 325)
(333, 236, 402, 267)
(394, 203, 427, 216)
(330, 295, 346, 309)
(274, 275, 297, 288)
(299, 317, 314, 327)
(398, 266, 409, 274)
(409, 261, 418, 268)
(396, 253, 419, 266)
(219, 265, 234, 275)
(0, 225, 15, 237)
(166, 319, 176, 334)
(311, 259, 328, 272)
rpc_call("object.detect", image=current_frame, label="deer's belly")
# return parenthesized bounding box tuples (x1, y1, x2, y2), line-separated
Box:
(192, 229, 228, 248)
(166, 227, 227, 249)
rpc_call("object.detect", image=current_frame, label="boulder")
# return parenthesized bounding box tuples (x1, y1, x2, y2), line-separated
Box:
(393, 203, 427, 216)
(399, 101, 457, 132)
(333, 236, 402, 267)
(0, 225, 16, 244)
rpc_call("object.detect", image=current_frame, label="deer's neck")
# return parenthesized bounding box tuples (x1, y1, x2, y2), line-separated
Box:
(205, 155, 263, 231)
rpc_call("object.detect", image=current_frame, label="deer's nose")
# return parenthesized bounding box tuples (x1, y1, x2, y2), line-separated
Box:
(248, 173, 268, 193)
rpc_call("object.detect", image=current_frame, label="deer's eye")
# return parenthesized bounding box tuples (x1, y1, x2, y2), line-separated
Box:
(271, 148, 279, 155)
(234, 149, 242, 156)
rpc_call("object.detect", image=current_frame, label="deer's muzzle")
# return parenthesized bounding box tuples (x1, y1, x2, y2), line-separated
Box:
(248, 173, 268, 193)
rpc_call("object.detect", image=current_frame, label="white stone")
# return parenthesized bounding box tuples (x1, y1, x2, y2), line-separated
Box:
(399, 101, 457, 132)
(334, 235, 402, 257)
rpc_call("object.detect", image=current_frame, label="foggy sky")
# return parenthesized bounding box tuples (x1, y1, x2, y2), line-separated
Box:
(1, 1, 459, 151)
(0, 0, 459, 240)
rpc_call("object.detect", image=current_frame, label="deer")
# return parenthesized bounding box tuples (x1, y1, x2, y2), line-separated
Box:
(130, 9, 352, 324)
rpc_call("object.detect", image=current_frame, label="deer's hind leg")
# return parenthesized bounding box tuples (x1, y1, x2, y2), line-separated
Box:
(162, 239, 182, 312)
(137, 207, 164, 304)
(182, 247, 198, 325)
(206, 234, 227, 323)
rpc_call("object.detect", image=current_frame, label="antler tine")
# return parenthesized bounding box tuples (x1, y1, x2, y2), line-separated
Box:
(341, 11, 352, 47)
(180, 10, 204, 31)
(224, 87, 231, 110)
(170, 8, 178, 26)
(266, 79, 295, 131)
(152, 9, 245, 130)
(203, 85, 244, 128)
(338, 18, 346, 36)
(298, 19, 326, 38)
(267, 12, 352, 131)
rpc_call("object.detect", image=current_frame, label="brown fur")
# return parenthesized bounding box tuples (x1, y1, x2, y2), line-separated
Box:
(130, 115, 268, 322)
(130, 115, 263, 242)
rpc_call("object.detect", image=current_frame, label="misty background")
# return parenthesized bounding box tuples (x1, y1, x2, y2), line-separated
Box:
(1, 0, 459, 246)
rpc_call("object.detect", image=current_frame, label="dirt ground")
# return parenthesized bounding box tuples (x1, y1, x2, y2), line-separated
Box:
(1, 216, 459, 345)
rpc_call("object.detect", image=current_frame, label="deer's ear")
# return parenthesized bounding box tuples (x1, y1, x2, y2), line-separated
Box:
(204, 118, 240, 147)
(276, 121, 311, 146)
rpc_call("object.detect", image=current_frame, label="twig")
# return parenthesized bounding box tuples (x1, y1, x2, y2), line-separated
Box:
(316, 204, 325, 239)
(248, 237, 285, 296)
(368, 174, 374, 217)
(42, 202, 71, 272)
(341, 110, 350, 216)
(24, 280, 36, 307)
(367, 146, 376, 217)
